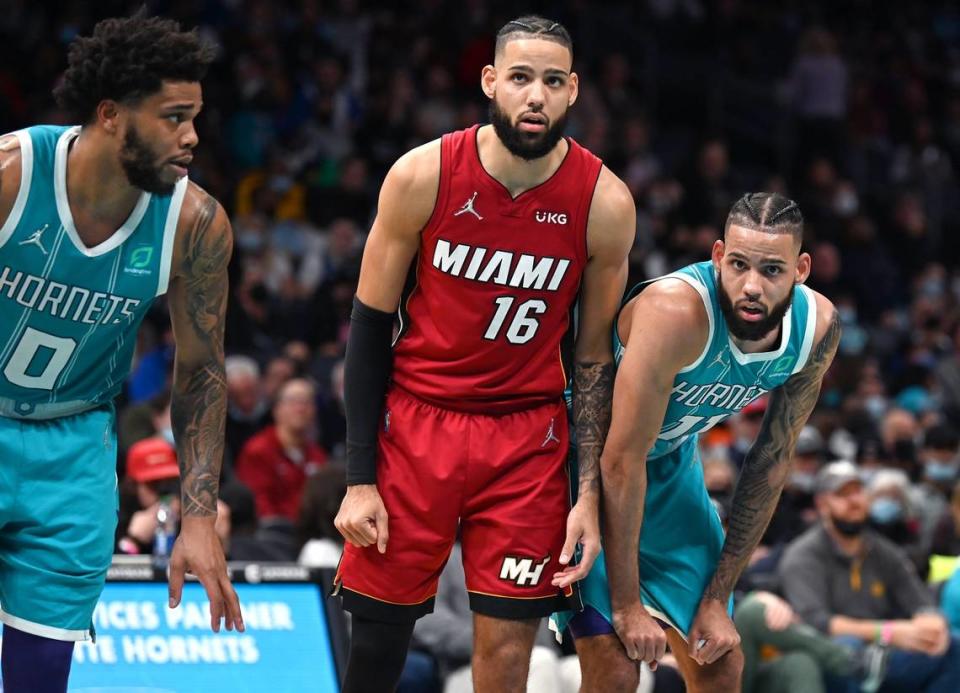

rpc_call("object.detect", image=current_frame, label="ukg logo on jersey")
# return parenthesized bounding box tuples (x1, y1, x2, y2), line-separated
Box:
(534, 210, 567, 225)
(124, 247, 153, 276)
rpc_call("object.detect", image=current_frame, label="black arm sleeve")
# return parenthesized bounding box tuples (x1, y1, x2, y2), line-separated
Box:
(343, 296, 395, 485)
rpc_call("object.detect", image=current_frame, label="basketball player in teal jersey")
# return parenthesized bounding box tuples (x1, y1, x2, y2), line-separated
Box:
(551, 193, 841, 692)
(0, 14, 242, 691)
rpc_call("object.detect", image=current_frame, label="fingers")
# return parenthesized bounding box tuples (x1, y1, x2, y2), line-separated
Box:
(690, 634, 739, 665)
(375, 507, 389, 554)
(221, 574, 245, 632)
(199, 572, 226, 633)
(168, 551, 186, 609)
(558, 526, 579, 567)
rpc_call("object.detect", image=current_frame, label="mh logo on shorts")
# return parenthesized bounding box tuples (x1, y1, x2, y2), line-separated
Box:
(499, 554, 550, 587)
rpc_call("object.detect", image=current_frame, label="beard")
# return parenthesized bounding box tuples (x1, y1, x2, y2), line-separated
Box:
(489, 98, 568, 161)
(119, 124, 176, 195)
(717, 269, 794, 342)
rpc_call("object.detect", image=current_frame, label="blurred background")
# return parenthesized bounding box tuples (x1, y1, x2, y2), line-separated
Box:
(4, 1, 960, 691)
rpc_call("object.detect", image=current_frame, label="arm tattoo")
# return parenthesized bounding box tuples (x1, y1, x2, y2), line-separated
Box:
(573, 361, 616, 498)
(703, 311, 841, 602)
(170, 195, 230, 517)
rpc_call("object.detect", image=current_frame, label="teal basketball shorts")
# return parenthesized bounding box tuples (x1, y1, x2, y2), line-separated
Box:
(0, 405, 118, 641)
(553, 436, 730, 640)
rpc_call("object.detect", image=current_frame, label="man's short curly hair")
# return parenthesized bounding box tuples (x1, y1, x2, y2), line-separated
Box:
(53, 12, 217, 124)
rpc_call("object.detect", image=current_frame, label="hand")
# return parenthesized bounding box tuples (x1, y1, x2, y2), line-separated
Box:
(912, 613, 950, 656)
(168, 516, 244, 634)
(127, 505, 159, 544)
(334, 484, 389, 553)
(611, 600, 667, 669)
(551, 494, 600, 589)
(689, 597, 740, 665)
(753, 591, 796, 632)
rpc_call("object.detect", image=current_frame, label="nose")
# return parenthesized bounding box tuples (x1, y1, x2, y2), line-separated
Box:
(181, 121, 198, 150)
(527, 79, 546, 109)
(743, 269, 762, 301)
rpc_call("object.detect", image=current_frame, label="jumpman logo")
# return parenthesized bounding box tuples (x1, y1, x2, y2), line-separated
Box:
(19, 224, 49, 255)
(454, 192, 483, 220)
(541, 417, 561, 447)
(708, 350, 728, 371)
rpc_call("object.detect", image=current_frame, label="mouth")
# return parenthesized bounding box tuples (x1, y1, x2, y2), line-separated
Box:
(737, 304, 766, 322)
(168, 156, 192, 177)
(517, 113, 548, 133)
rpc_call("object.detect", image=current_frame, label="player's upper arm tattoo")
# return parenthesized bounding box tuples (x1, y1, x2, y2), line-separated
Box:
(169, 194, 232, 517)
(573, 361, 616, 497)
(704, 311, 841, 601)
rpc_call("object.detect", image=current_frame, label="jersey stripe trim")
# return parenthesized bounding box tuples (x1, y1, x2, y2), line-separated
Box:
(0, 129, 35, 248)
(55, 127, 151, 258)
(656, 272, 714, 373)
(792, 285, 818, 375)
(0, 608, 90, 642)
(155, 176, 189, 296)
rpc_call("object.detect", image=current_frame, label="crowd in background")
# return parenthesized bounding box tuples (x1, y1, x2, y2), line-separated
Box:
(5, 0, 960, 690)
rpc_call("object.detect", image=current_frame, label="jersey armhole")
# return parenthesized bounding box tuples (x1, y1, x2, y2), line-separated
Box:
(578, 159, 604, 263)
(418, 134, 452, 239)
(0, 129, 34, 249)
(155, 176, 189, 296)
(655, 273, 714, 373)
(791, 285, 818, 374)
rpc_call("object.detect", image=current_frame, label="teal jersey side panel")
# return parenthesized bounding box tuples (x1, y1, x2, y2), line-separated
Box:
(615, 261, 817, 460)
(0, 125, 186, 418)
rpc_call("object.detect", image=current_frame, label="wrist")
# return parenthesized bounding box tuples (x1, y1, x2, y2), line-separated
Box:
(877, 621, 893, 646)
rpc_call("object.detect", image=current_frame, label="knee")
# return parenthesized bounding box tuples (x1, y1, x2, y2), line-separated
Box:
(583, 661, 639, 693)
(777, 651, 821, 679)
(473, 634, 529, 667)
(733, 594, 767, 631)
(690, 645, 744, 693)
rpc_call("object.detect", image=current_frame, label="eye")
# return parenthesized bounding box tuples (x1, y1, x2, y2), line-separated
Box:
(764, 266, 783, 276)
(511, 73, 528, 83)
(732, 259, 747, 271)
(166, 114, 184, 123)
(546, 76, 564, 87)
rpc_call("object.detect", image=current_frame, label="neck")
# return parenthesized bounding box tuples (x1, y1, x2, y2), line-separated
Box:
(826, 524, 864, 556)
(477, 125, 567, 197)
(730, 322, 783, 355)
(68, 128, 142, 228)
(276, 425, 304, 450)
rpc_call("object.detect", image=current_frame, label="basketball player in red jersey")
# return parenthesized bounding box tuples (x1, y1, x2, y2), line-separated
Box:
(333, 16, 635, 692)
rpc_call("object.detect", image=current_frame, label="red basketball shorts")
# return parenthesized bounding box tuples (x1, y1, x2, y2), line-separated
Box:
(334, 387, 579, 622)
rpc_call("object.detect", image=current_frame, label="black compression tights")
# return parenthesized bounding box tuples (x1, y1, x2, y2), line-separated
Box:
(341, 615, 416, 693)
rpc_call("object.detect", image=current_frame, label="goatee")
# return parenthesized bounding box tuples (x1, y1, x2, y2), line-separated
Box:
(489, 99, 568, 161)
(717, 269, 794, 342)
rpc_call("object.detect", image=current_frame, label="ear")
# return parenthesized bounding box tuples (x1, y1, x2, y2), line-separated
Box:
(568, 72, 579, 107)
(96, 99, 123, 136)
(795, 251, 811, 284)
(481, 65, 496, 99)
(711, 239, 725, 273)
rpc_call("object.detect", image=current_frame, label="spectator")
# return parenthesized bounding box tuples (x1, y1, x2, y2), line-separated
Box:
(780, 461, 960, 692)
(866, 469, 926, 576)
(931, 480, 960, 557)
(913, 425, 960, 550)
(234, 378, 327, 523)
(297, 462, 347, 568)
(225, 355, 270, 465)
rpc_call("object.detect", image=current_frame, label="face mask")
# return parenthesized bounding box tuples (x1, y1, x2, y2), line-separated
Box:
(925, 460, 958, 483)
(161, 427, 176, 447)
(789, 471, 816, 493)
(864, 395, 887, 420)
(832, 517, 866, 537)
(833, 190, 859, 217)
(837, 305, 857, 324)
(860, 468, 879, 486)
(869, 497, 904, 525)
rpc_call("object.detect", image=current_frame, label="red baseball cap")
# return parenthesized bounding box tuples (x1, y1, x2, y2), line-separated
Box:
(127, 438, 179, 483)
(742, 396, 768, 418)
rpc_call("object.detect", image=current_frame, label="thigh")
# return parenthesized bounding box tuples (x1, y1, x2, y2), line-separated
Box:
(639, 441, 728, 636)
(335, 389, 462, 622)
(666, 626, 743, 693)
(0, 407, 118, 639)
(461, 399, 576, 619)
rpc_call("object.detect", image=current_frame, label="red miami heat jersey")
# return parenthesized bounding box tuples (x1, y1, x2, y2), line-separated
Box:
(391, 125, 602, 413)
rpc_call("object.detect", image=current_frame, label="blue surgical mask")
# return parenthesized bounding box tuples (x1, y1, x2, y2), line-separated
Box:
(161, 427, 176, 447)
(869, 497, 904, 525)
(925, 460, 958, 483)
(789, 471, 816, 493)
(864, 395, 887, 420)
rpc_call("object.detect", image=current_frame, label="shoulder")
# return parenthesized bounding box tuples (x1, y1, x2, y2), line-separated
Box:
(586, 166, 636, 258)
(0, 133, 24, 227)
(806, 288, 838, 346)
(782, 525, 828, 563)
(171, 182, 232, 280)
(385, 138, 442, 201)
(621, 278, 709, 364)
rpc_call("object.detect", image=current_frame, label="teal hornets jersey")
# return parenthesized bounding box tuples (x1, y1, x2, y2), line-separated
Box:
(615, 261, 817, 460)
(0, 125, 186, 419)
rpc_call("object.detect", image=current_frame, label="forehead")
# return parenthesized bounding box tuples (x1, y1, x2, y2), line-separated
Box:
(496, 37, 572, 71)
(724, 224, 798, 261)
(138, 80, 203, 108)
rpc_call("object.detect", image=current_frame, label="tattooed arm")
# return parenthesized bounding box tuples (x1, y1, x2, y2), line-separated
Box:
(690, 293, 841, 664)
(552, 167, 634, 587)
(165, 184, 243, 633)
